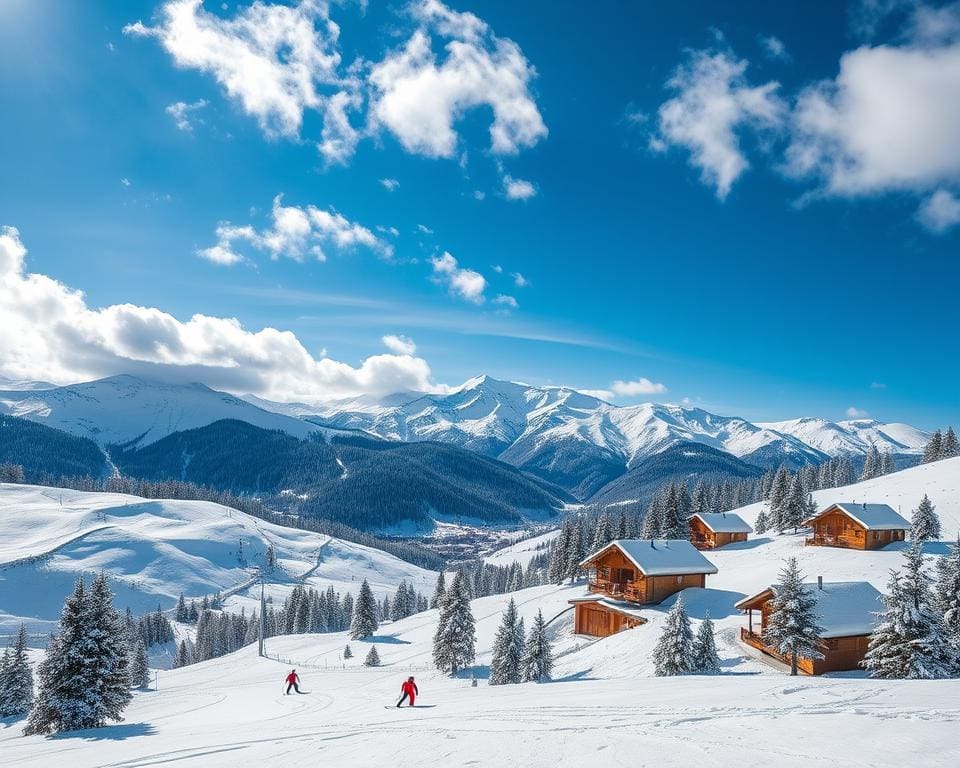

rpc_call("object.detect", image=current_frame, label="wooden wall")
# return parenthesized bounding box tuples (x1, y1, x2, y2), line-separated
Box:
(573, 603, 644, 637)
(811, 510, 905, 550)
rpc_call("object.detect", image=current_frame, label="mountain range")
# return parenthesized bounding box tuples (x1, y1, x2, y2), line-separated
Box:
(0, 374, 931, 510)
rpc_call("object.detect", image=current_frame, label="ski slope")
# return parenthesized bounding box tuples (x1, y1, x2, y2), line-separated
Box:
(0, 484, 436, 638)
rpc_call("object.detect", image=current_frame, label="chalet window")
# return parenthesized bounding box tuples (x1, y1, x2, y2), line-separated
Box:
(873, 531, 879, 541)
(676, 575, 682, 584)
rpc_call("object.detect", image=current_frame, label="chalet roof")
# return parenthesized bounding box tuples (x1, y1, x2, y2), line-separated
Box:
(735, 581, 883, 638)
(580, 539, 719, 577)
(805, 502, 909, 531)
(691, 512, 753, 534)
(568, 595, 647, 621)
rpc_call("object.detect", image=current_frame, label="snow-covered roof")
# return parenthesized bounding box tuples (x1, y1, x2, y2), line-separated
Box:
(735, 581, 882, 638)
(568, 595, 648, 621)
(806, 502, 909, 531)
(580, 539, 719, 576)
(691, 512, 753, 534)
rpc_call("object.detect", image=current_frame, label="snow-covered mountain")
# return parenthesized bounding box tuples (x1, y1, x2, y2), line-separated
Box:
(0, 374, 325, 447)
(758, 417, 929, 459)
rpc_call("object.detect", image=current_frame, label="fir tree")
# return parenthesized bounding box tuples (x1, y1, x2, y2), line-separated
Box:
(779, 474, 807, 533)
(343, 644, 353, 660)
(129, 639, 150, 690)
(0, 623, 33, 717)
(564, 520, 585, 582)
(922, 430, 943, 464)
(691, 613, 720, 674)
(880, 451, 896, 476)
(349, 580, 379, 640)
(763, 558, 824, 676)
(860, 445, 881, 480)
(548, 520, 572, 584)
(652, 594, 695, 676)
(26, 574, 133, 735)
(753, 506, 770, 535)
(173, 639, 192, 669)
(364, 646, 381, 667)
(432, 571, 476, 675)
(522, 610, 553, 682)
(934, 537, 960, 665)
(590, 513, 613, 552)
(659, 485, 687, 540)
(864, 544, 954, 679)
(430, 571, 446, 609)
(910, 494, 941, 542)
(941, 426, 959, 459)
(489, 599, 524, 685)
(767, 466, 790, 532)
(640, 498, 661, 539)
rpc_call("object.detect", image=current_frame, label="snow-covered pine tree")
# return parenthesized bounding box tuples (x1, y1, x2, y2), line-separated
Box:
(653, 594, 695, 676)
(880, 451, 896, 476)
(391, 582, 408, 621)
(779, 474, 807, 533)
(640, 496, 661, 539)
(129, 638, 150, 689)
(934, 537, 960, 666)
(767, 466, 790, 532)
(834, 457, 855, 487)
(0, 623, 33, 717)
(343, 644, 353, 660)
(349, 579, 379, 640)
(941, 426, 960, 459)
(173, 639, 193, 669)
(690, 481, 709, 517)
(864, 544, 954, 679)
(564, 519, 585, 582)
(860, 445, 881, 480)
(762, 558, 824, 676)
(489, 599, 524, 685)
(430, 571, 446, 609)
(910, 494, 941, 542)
(658, 484, 686, 540)
(590, 513, 613, 552)
(691, 613, 720, 674)
(522, 609, 553, 682)
(26, 574, 133, 734)
(922, 430, 943, 463)
(175, 593, 188, 623)
(364, 646, 380, 667)
(616, 510, 629, 539)
(432, 571, 476, 675)
(548, 520, 572, 584)
(753, 506, 770, 535)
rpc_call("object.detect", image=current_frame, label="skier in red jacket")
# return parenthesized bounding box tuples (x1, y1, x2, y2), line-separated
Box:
(285, 669, 302, 695)
(396, 676, 418, 707)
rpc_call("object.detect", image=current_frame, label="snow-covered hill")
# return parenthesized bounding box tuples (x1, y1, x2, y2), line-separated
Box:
(0, 374, 324, 447)
(0, 483, 436, 638)
(759, 416, 929, 459)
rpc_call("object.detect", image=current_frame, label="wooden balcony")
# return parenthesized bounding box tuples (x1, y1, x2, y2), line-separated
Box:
(740, 627, 766, 651)
(690, 535, 713, 551)
(588, 579, 647, 604)
(804, 533, 854, 548)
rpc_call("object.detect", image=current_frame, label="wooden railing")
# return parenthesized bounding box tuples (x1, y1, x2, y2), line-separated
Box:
(805, 534, 853, 548)
(588, 579, 646, 604)
(740, 627, 765, 650)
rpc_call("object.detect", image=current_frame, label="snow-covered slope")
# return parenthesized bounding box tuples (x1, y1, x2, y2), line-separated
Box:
(760, 416, 929, 458)
(0, 483, 436, 638)
(0, 374, 322, 447)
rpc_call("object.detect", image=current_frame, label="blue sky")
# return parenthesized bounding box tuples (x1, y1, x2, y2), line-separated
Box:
(0, 0, 957, 427)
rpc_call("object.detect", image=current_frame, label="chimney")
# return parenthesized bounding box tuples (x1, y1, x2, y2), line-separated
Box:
(862, 502, 867, 510)
(818, 575, 823, 591)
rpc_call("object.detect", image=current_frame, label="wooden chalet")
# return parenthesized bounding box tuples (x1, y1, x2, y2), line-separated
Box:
(803, 503, 909, 550)
(689, 512, 752, 550)
(571, 539, 718, 638)
(736, 579, 882, 674)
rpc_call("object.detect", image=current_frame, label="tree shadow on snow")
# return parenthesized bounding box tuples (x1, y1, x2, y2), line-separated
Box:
(49, 722, 157, 741)
(456, 664, 490, 680)
(362, 635, 411, 645)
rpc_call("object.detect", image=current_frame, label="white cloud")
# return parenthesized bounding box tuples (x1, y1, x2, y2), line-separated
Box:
(199, 194, 393, 265)
(473, 190, 486, 200)
(512, 272, 528, 287)
(165, 98, 208, 131)
(655, 50, 786, 199)
(417, 223, 434, 235)
(368, 0, 547, 159)
(916, 188, 960, 232)
(382, 334, 417, 355)
(380, 178, 400, 191)
(0, 226, 442, 403)
(493, 294, 518, 309)
(503, 175, 537, 200)
(846, 406, 870, 418)
(120, 178, 131, 187)
(431, 252, 486, 304)
(784, 10, 960, 197)
(870, 381, 888, 389)
(760, 35, 790, 61)
(610, 377, 668, 396)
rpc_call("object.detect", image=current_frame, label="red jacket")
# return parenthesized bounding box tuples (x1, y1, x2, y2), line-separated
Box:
(401, 680, 418, 696)
(286, 672, 299, 684)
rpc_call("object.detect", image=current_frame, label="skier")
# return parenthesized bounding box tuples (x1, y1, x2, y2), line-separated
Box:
(397, 675, 418, 707)
(285, 669, 302, 695)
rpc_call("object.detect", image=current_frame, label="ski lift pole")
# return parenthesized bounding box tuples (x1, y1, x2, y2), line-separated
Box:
(258, 571, 266, 658)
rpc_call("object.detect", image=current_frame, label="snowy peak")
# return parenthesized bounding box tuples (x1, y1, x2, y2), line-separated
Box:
(760, 417, 929, 458)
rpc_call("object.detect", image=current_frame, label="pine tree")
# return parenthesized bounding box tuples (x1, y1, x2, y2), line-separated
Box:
(910, 494, 941, 542)
(691, 613, 720, 674)
(26, 574, 133, 735)
(653, 594, 695, 676)
(934, 537, 960, 665)
(489, 599, 524, 685)
(173, 639, 192, 669)
(763, 558, 824, 676)
(941, 427, 959, 459)
(779, 474, 807, 533)
(364, 646, 381, 667)
(753, 506, 770, 535)
(590, 513, 613, 552)
(880, 451, 896, 476)
(432, 571, 476, 675)
(522, 610, 553, 682)
(430, 571, 446, 609)
(864, 544, 954, 679)
(640, 497, 661, 539)
(0, 623, 33, 717)
(548, 520, 571, 584)
(922, 430, 943, 464)
(349, 580, 379, 640)
(343, 644, 353, 660)
(860, 445, 881, 480)
(564, 520, 585, 582)
(129, 639, 150, 690)
(767, 466, 790, 532)
(659, 484, 687, 540)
